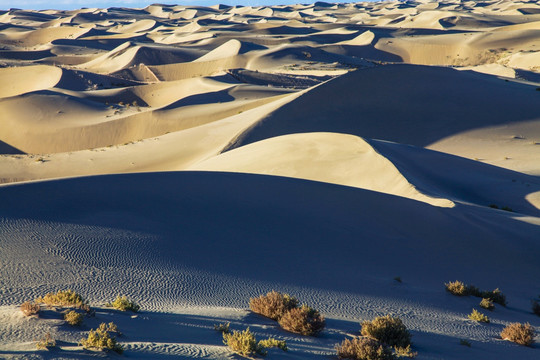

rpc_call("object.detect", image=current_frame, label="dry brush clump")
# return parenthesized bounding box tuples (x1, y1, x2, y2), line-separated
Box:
(64, 310, 84, 326)
(479, 298, 494, 311)
(444, 281, 507, 306)
(222, 327, 287, 357)
(249, 291, 298, 320)
(500, 323, 535, 346)
(531, 300, 540, 316)
(336, 337, 395, 360)
(36, 289, 90, 311)
(106, 295, 140, 312)
(467, 309, 490, 323)
(36, 332, 56, 350)
(278, 305, 326, 336)
(250, 290, 325, 336)
(445, 281, 468, 296)
(80, 322, 123, 354)
(361, 315, 412, 349)
(20, 301, 40, 316)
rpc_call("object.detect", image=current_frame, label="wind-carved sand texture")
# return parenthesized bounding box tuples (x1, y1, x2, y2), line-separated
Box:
(1, 1, 540, 359)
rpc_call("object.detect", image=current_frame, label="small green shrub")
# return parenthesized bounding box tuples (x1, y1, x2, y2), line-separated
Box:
(278, 304, 325, 336)
(249, 291, 298, 320)
(21, 301, 40, 316)
(258, 337, 287, 352)
(107, 296, 140, 312)
(214, 322, 230, 334)
(468, 309, 489, 323)
(36, 332, 56, 350)
(500, 323, 535, 346)
(336, 337, 394, 360)
(482, 288, 506, 306)
(223, 327, 262, 356)
(445, 281, 468, 296)
(361, 315, 411, 349)
(532, 300, 540, 316)
(479, 298, 494, 311)
(64, 310, 84, 326)
(459, 339, 471, 347)
(80, 322, 123, 354)
(36, 290, 89, 311)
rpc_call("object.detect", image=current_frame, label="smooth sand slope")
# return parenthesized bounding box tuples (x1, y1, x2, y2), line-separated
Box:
(1, 171, 540, 359)
(1, 1, 540, 359)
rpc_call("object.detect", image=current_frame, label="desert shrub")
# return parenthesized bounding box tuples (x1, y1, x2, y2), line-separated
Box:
(500, 323, 535, 346)
(258, 337, 288, 352)
(80, 322, 123, 354)
(394, 344, 417, 358)
(36, 332, 56, 350)
(468, 309, 489, 323)
(214, 322, 230, 334)
(466, 285, 482, 297)
(223, 327, 262, 356)
(361, 315, 411, 349)
(444, 281, 507, 306)
(36, 290, 89, 311)
(459, 339, 471, 347)
(64, 310, 84, 326)
(249, 291, 298, 320)
(445, 281, 468, 296)
(479, 298, 494, 311)
(532, 300, 540, 316)
(278, 304, 325, 336)
(481, 288, 506, 306)
(107, 295, 140, 312)
(336, 337, 394, 360)
(20, 301, 40, 316)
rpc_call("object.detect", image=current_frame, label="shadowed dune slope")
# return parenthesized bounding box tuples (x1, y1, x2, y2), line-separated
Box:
(231, 63, 540, 150)
(1, 171, 539, 308)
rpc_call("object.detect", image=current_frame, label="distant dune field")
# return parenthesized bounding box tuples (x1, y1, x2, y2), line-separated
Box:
(1, 1, 540, 359)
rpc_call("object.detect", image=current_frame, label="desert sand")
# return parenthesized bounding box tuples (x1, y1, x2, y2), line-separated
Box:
(0, 0, 539, 359)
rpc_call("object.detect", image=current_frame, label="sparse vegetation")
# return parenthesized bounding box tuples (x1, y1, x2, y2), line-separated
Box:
(36, 332, 56, 350)
(459, 339, 471, 347)
(278, 304, 326, 336)
(500, 322, 535, 346)
(107, 295, 140, 312)
(468, 309, 490, 323)
(532, 300, 540, 316)
(64, 310, 84, 326)
(222, 327, 287, 357)
(336, 337, 394, 360)
(394, 344, 417, 358)
(20, 301, 40, 316)
(223, 327, 262, 356)
(249, 291, 298, 320)
(444, 281, 507, 306)
(214, 322, 230, 334)
(361, 315, 412, 349)
(479, 298, 494, 311)
(36, 290, 90, 311)
(445, 281, 468, 296)
(258, 337, 288, 352)
(394, 277, 402, 283)
(80, 322, 123, 354)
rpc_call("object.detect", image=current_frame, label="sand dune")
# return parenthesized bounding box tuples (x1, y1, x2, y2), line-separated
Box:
(1, 1, 540, 359)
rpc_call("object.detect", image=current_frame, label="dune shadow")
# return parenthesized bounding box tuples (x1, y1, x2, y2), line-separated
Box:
(231, 64, 540, 150)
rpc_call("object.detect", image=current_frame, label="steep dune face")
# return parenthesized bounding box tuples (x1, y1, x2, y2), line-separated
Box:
(231, 64, 540, 157)
(190, 132, 453, 207)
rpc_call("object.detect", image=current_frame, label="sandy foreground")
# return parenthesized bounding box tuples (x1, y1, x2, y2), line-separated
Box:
(0, 0, 540, 359)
